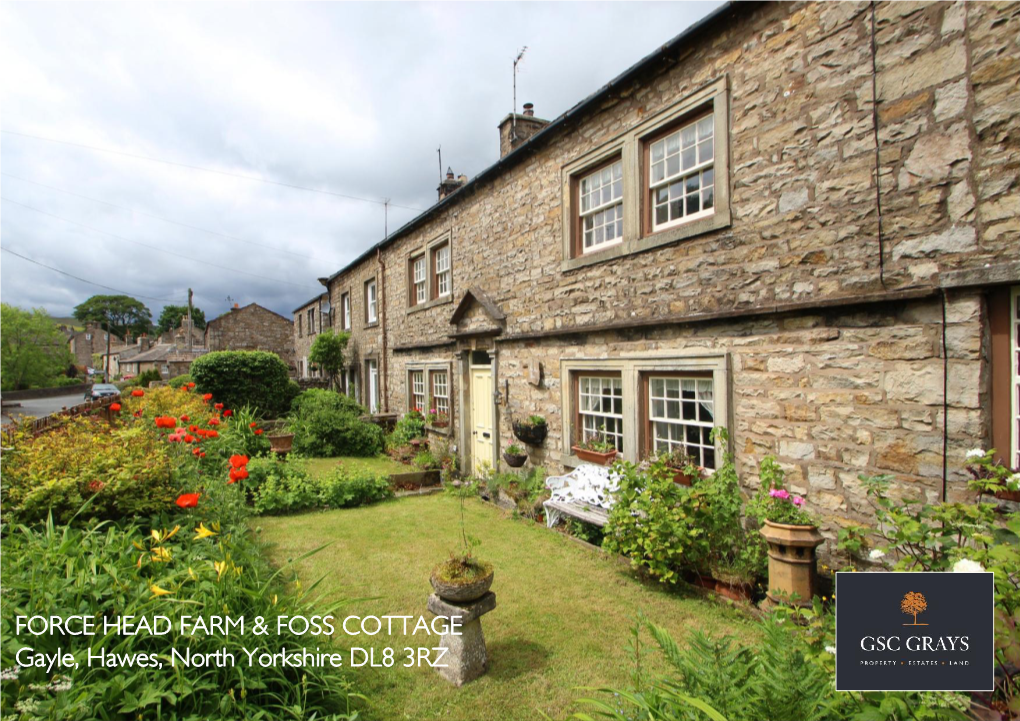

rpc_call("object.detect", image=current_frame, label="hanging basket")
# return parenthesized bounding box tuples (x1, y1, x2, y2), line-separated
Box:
(512, 419, 547, 446)
(502, 450, 528, 468)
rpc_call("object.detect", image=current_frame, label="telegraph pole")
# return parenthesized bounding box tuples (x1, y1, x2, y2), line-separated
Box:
(187, 288, 194, 352)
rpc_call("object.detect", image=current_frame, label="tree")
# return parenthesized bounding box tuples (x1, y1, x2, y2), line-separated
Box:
(73, 295, 152, 380)
(308, 330, 350, 391)
(156, 304, 206, 335)
(1, 304, 75, 391)
(900, 591, 928, 625)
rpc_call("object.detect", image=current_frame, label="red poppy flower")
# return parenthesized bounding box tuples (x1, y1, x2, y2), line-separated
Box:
(133, 410, 142, 418)
(180, 414, 190, 422)
(202, 393, 213, 401)
(208, 418, 221, 426)
(229, 454, 249, 469)
(214, 403, 224, 410)
(205, 430, 219, 438)
(223, 409, 232, 417)
(249, 422, 258, 428)
(184, 434, 195, 443)
(192, 447, 201, 456)
(254, 428, 263, 435)
(88, 479, 105, 492)
(175, 493, 199, 508)
(189, 424, 199, 433)
(110, 403, 121, 412)
(228, 467, 249, 484)
(199, 452, 206, 458)
(188, 382, 196, 389)
(131, 389, 144, 397)
(154, 416, 177, 429)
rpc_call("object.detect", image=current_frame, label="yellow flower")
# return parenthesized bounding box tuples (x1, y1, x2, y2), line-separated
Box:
(188, 567, 198, 581)
(150, 584, 172, 597)
(213, 560, 227, 580)
(151, 546, 173, 563)
(194, 523, 218, 540)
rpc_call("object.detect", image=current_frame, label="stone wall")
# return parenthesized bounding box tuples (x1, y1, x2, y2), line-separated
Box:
(293, 295, 327, 379)
(327, 257, 384, 408)
(319, 0, 1018, 543)
(205, 304, 295, 372)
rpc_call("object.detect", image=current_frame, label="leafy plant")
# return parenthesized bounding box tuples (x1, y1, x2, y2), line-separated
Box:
(436, 479, 490, 584)
(167, 373, 193, 389)
(309, 329, 351, 391)
(1, 304, 76, 391)
(575, 425, 617, 453)
(288, 389, 384, 457)
(505, 443, 526, 456)
(749, 456, 814, 526)
(388, 409, 426, 448)
(136, 368, 163, 387)
(413, 449, 440, 471)
(190, 350, 296, 418)
(654, 444, 699, 475)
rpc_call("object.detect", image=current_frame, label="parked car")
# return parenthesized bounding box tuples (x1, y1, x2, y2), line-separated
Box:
(85, 383, 120, 400)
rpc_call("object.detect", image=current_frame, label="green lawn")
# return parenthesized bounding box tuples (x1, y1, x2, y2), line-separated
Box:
(256, 494, 758, 721)
(306, 454, 410, 479)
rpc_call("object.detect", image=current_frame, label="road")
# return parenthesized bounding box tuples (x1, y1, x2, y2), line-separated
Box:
(1, 393, 92, 426)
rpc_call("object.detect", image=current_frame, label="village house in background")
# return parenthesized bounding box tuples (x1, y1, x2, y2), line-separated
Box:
(298, 0, 1019, 547)
(66, 322, 126, 372)
(293, 292, 332, 380)
(205, 302, 295, 373)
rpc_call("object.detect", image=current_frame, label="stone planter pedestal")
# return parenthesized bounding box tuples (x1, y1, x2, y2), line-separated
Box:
(427, 591, 496, 687)
(759, 520, 824, 607)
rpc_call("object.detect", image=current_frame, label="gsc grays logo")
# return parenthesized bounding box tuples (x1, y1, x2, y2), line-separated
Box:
(835, 572, 994, 692)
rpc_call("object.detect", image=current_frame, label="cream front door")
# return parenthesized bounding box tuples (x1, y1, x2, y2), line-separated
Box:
(470, 366, 494, 475)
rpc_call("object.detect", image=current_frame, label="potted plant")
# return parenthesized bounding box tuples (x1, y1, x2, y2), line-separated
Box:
(512, 414, 548, 446)
(431, 480, 494, 603)
(571, 427, 618, 466)
(267, 420, 295, 456)
(754, 457, 823, 607)
(710, 549, 758, 603)
(426, 408, 450, 428)
(502, 443, 528, 468)
(653, 445, 701, 486)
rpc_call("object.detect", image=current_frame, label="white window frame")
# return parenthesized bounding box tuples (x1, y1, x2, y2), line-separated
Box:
(579, 160, 624, 254)
(307, 307, 316, 335)
(366, 280, 378, 324)
(410, 369, 426, 412)
(560, 353, 730, 467)
(578, 375, 624, 451)
(341, 293, 351, 330)
(366, 359, 379, 413)
(430, 369, 449, 417)
(412, 255, 427, 305)
(649, 113, 716, 233)
(647, 375, 717, 471)
(434, 244, 451, 298)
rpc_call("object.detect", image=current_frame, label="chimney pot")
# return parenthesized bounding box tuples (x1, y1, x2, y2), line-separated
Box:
(233, 303, 239, 309)
(446, 167, 454, 180)
(523, 103, 534, 116)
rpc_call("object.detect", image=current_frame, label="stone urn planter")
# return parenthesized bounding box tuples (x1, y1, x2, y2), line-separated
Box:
(759, 519, 824, 607)
(502, 450, 527, 468)
(267, 433, 294, 455)
(572, 446, 618, 466)
(430, 561, 494, 603)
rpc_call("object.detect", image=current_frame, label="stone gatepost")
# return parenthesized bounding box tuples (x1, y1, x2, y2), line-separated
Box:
(427, 591, 496, 686)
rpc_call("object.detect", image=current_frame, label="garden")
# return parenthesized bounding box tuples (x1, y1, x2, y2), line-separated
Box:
(2, 346, 1019, 720)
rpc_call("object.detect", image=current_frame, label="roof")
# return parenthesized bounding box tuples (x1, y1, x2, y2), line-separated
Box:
(326, 1, 745, 285)
(207, 302, 293, 326)
(292, 293, 328, 315)
(124, 344, 207, 364)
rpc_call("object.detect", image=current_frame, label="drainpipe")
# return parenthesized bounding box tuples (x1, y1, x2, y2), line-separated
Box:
(377, 248, 389, 412)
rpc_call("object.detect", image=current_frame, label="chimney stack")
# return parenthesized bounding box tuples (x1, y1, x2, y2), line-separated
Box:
(498, 102, 549, 158)
(437, 166, 466, 201)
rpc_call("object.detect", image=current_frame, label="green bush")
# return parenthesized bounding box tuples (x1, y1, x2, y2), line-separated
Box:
(0, 417, 177, 524)
(289, 389, 384, 457)
(136, 368, 162, 387)
(387, 410, 425, 448)
(53, 375, 85, 387)
(190, 350, 295, 417)
(243, 457, 392, 515)
(167, 373, 193, 389)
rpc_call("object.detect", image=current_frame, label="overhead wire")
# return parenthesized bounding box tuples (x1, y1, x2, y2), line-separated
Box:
(1, 172, 341, 264)
(1, 129, 428, 212)
(0, 246, 184, 302)
(1, 196, 320, 290)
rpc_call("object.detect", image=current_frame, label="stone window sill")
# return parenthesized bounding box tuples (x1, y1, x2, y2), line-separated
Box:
(561, 210, 730, 273)
(364, 321, 380, 329)
(407, 294, 454, 315)
(427, 424, 452, 437)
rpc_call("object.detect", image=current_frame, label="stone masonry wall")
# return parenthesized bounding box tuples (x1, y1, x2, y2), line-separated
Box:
(205, 304, 295, 372)
(293, 296, 326, 379)
(327, 258, 384, 408)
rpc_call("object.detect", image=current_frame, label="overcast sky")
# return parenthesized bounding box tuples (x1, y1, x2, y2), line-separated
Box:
(1, 1, 721, 323)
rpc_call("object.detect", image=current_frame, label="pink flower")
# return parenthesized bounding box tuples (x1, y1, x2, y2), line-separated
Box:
(769, 488, 790, 500)
(793, 496, 805, 506)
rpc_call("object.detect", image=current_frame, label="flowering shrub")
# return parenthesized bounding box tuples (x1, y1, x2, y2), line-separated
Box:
(965, 447, 1020, 497)
(0, 417, 177, 524)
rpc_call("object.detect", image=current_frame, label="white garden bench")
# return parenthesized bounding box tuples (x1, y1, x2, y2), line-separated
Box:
(543, 464, 620, 529)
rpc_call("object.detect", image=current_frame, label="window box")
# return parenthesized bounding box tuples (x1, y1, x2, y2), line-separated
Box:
(571, 446, 618, 466)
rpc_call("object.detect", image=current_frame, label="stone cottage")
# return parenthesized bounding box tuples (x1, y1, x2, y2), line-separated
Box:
(293, 292, 331, 379)
(205, 303, 296, 372)
(312, 1, 1018, 546)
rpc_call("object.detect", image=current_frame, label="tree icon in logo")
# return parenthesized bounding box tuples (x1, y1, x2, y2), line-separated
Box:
(901, 591, 929, 626)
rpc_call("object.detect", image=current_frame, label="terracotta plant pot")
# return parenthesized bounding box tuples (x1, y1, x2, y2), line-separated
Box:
(714, 576, 754, 602)
(572, 446, 618, 466)
(430, 563, 494, 603)
(759, 519, 824, 607)
(432, 420, 450, 428)
(512, 420, 547, 446)
(669, 468, 695, 486)
(267, 433, 294, 454)
(502, 451, 527, 468)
